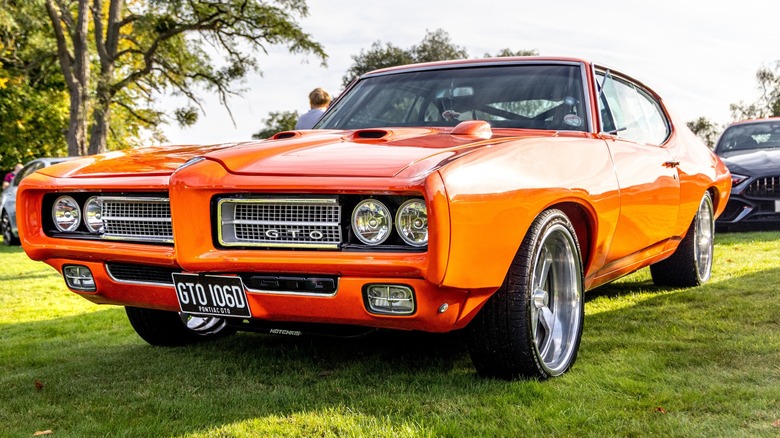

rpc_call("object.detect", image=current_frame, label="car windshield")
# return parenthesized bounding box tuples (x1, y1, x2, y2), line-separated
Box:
(716, 121, 780, 153)
(317, 64, 588, 132)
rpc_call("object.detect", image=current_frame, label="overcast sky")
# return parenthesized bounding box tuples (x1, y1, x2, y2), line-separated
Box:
(160, 0, 778, 145)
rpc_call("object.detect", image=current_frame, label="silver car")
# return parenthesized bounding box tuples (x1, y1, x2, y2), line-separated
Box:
(2, 157, 75, 245)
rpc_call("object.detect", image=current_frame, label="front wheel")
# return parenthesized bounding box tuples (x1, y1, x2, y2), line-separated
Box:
(467, 209, 585, 380)
(125, 307, 236, 346)
(650, 192, 714, 287)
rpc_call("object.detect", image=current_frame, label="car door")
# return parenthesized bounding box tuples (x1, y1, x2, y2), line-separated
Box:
(596, 71, 681, 270)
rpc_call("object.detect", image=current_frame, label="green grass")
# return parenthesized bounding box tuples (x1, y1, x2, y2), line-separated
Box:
(1, 232, 780, 437)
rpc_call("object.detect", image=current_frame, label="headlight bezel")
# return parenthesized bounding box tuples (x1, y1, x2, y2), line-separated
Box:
(52, 195, 81, 232)
(351, 198, 393, 246)
(83, 196, 105, 234)
(395, 198, 428, 247)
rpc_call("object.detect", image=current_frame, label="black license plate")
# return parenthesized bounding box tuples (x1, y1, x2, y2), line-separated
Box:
(172, 273, 251, 318)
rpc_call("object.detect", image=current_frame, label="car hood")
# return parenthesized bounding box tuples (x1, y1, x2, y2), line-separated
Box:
(719, 148, 780, 177)
(203, 128, 511, 178)
(37, 144, 240, 178)
(45, 126, 565, 179)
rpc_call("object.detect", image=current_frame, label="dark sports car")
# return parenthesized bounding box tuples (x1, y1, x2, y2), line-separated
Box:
(714, 117, 780, 229)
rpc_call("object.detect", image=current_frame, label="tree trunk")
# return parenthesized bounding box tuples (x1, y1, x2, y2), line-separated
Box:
(88, 85, 111, 155)
(46, 0, 91, 157)
(66, 84, 89, 157)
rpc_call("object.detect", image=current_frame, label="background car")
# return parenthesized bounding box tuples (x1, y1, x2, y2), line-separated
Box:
(2, 157, 75, 245)
(713, 117, 780, 229)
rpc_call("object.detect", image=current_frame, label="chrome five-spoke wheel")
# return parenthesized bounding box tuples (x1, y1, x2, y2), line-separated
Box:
(530, 222, 583, 376)
(467, 209, 584, 380)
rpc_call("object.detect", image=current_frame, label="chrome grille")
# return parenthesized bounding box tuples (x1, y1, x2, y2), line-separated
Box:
(219, 197, 341, 248)
(100, 196, 173, 243)
(744, 176, 780, 199)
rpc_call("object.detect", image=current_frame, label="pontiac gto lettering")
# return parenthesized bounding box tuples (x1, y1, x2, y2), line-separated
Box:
(17, 57, 731, 380)
(264, 229, 324, 240)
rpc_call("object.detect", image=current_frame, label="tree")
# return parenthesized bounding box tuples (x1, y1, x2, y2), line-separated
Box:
(45, 0, 326, 156)
(686, 117, 721, 149)
(410, 28, 467, 64)
(485, 48, 539, 57)
(0, 0, 69, 170)
(341, 29, 467, 88)
(340, 41, 415, 88)
(730, 61, 780, 120)
(252, 110, 299, 139)
(341, 29, 538, 88)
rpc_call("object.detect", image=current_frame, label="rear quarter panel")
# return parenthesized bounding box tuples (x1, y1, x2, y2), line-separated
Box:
(665, 110, 732, 233)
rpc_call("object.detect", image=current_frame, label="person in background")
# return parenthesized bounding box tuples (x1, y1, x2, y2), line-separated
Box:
(295, 88, 332, 130)
(2, 163, 22, 191)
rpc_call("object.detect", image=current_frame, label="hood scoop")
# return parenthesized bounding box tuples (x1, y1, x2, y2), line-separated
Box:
(271, 131, 300, 140)
(347, 129, 393, 142)
(343, 122, 493, 143)
(450, 120, 493, 139)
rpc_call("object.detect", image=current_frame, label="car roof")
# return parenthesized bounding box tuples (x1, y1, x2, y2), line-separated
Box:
(726, 117, 780, 128)
(362, 56, 592, 78)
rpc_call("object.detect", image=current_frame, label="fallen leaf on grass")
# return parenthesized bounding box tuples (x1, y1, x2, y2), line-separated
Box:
(34, 380, 44, 391)
(655, 407, 667, 414)
(771, 419, 780, 428)
(33, 431, 53, 436)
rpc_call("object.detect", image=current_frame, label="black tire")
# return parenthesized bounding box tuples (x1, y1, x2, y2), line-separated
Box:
(1, 210, 20, 246)
(125, 307, 236, 346)
(467, 209, 585, 380)
(650, 192, 714, 287)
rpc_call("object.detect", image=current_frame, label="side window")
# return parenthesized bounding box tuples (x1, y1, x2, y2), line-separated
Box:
(634, 87, 670, 145)
(597, 72, 670, 145)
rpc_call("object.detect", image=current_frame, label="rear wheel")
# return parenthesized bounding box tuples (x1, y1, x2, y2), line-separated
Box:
(467, 209, 584, 380)
(1, 211, 20, 246)
(125, 307, 236, 346)
(651, 192, 714, 287)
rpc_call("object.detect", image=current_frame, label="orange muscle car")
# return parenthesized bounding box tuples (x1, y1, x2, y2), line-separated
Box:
(18, 57, 731, 379)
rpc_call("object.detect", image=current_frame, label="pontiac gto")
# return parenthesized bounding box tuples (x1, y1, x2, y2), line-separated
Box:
(18, 57, 731, 379)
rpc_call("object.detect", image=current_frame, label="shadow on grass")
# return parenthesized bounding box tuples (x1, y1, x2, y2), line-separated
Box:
(585, 273, 669, 302)
(2, 268, 780, 436)
(0, 270, 59, 282)
(0, 244, 24, 254)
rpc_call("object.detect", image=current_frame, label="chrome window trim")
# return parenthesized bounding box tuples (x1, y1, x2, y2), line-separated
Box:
(330, 60, 594, 134)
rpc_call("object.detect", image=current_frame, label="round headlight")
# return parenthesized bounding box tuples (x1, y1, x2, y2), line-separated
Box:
(396, 199, 428, 247)
(352, 199, 392, 245)
(52, 196, 81, 232)
(84, 196, 104, 233)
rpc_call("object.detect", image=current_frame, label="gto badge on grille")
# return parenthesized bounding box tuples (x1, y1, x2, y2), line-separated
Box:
(264, 229, 325, 240)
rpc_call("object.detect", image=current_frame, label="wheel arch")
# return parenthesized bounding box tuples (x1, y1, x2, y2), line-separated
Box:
(550, 201, 595, 276)
(707, 185, 728, 220)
